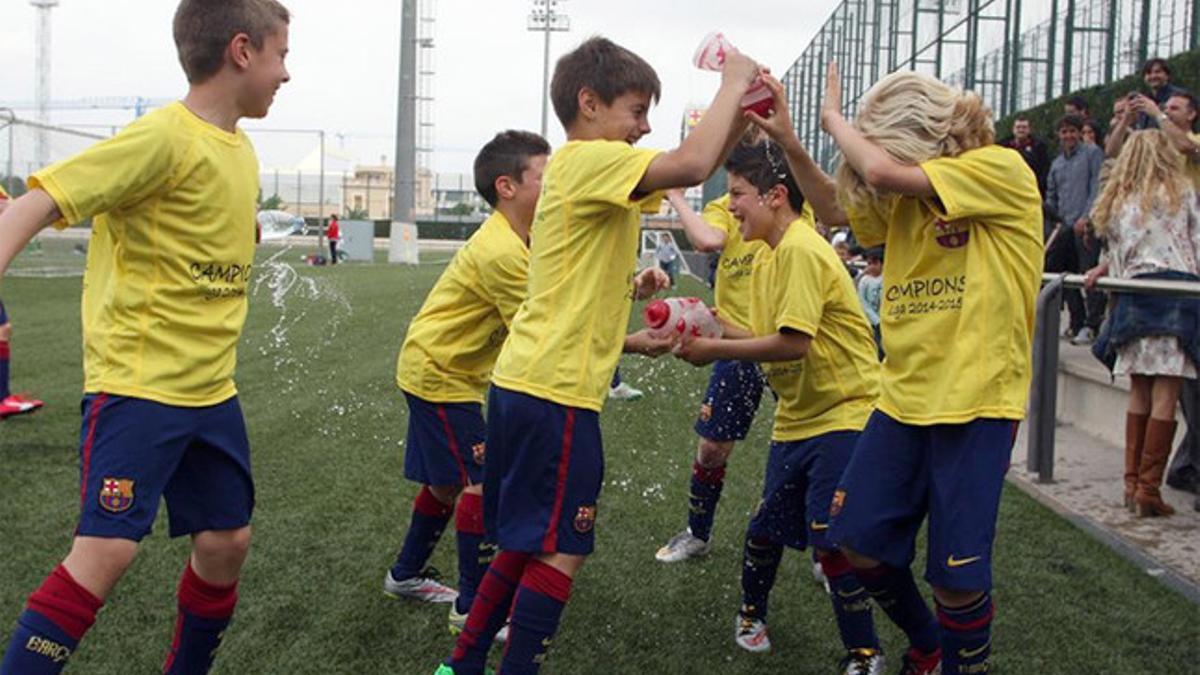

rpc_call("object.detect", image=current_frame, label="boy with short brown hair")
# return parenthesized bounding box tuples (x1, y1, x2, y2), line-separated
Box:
(0, 2, 290, 673)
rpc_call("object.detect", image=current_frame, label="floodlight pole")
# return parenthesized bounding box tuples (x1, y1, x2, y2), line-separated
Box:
(528, 0, 570, 137)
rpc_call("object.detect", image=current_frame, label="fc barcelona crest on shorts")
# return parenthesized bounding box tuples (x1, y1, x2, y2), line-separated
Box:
(573, 505, 597, 534)
(472, 442, 486, 466)
(99, 478, 135, 513)
(698, 402, 713, 422)
(830, 489, 846, 518)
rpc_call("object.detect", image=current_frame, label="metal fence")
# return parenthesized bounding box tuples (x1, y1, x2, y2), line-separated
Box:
(783, 0, 1200, 171)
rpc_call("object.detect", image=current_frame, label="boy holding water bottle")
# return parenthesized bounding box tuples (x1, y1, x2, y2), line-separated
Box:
(435, 35, 759, 675)
(674, 137, 884, 673)
(0, 2, 290, 672)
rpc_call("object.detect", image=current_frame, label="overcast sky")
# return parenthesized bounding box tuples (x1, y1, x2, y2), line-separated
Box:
(3, 0, 841, 176)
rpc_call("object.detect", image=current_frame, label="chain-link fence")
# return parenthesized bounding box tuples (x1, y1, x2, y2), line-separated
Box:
(783, 0, 1200, 171)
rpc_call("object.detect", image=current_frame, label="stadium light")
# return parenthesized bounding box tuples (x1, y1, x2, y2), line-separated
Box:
(527, 0, 570, 137)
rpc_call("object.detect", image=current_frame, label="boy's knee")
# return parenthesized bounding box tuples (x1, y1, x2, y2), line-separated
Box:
(193, 527, 253, 567)
(63, 536, 140, 600)
(427, 483, 463, 504)
(696, 438, 734, 467)
(931, 585, 983, 608)
(840, 546, 880, 570)
(0, 323, 11, 342)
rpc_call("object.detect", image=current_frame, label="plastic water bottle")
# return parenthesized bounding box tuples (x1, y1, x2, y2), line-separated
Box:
(691, 32, 774, 117)
(643, 298, 723, 340)
(256, 210, 306, 240)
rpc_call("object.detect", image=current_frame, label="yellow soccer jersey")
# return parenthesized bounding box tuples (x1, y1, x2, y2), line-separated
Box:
(846, 144, 1043, 425)
(491, 140, 662, 411)
(397, 211, 529, 403)
(706, 195, 764, 332)
(30, 102, 260, 407)
(750, 214, 879, 442)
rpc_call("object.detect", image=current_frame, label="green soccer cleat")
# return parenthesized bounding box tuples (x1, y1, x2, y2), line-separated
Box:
(432, 665, 494, 675)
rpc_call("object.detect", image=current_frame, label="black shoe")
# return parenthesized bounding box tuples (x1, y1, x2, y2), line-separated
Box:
(1166, 466, 1198, 493)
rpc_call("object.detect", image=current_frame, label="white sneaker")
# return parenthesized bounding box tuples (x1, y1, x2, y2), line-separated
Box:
(1070, 326, 1096, 346)
(608, 382, 644, 401)
(448, 603, 509, 643)
(654, 529, 711, 562)
(841, 649, 885, 674)
(383, 569, 458, 604)
(812, 560, 831, 595)
(734, 613, 771, 653)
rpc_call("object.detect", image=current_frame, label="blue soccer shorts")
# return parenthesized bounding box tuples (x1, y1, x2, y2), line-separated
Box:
(829, 410, 1017, 591)
(483, 386, 603, 556)
(402, 391, 486, 487)
(746, 430, 859, 551)
(75, 393, 254, 542)
(0, 298, 8, 324)
(693, 359, 766, 442)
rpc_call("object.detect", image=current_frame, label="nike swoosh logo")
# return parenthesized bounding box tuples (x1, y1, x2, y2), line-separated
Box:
(810, 520, 830, 531)
(947, 555, 982, 568)
(959, 641, 991, 659)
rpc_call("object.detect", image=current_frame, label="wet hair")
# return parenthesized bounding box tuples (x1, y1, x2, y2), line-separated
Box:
(473, 130, 551, 207)
(723, 141, 806, 215)
(550, 36, 661, 129)
(1057, 114, 1084, 132)
(1142, 57, 1172, 77)
(834, 71, 993, 207)
(173, 0, 290, 84)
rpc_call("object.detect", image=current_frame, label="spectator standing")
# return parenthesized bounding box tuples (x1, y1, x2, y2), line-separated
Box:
(857, 247, 884, 360)
(327, 213, 340, 264)
(656, 231, 680, 288)
(1001, 116, 1050, 197)
(1064, 95, 1091, 121)
(1046, 114, 1105, 344)
(1086, 129, 1200, 518)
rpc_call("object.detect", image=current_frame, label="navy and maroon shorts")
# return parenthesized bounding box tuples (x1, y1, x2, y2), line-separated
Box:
(483, 386, 603, 556)
(402, 391, 486, 487)
(75, 393, 254, 541)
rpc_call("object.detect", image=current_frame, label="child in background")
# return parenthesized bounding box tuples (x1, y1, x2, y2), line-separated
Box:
(857, 247, 884, 360)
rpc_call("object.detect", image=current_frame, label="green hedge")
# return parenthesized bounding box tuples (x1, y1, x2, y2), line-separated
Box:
(996, 48, 1200, 150)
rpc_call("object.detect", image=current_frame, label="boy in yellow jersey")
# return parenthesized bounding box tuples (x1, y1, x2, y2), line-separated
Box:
(655, 187, 767, 563)
(674, 141, 884, 674)
(437, 36, 759, 675)
(816, 64, 1042, 675)
(0, 184, 44, 419)
(0, 2, 290, 673)
(384, 131, 550, 638)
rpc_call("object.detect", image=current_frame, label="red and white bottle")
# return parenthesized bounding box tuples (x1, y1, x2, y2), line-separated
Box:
(691, 32, 774, 117)
(643, 297, 723, 340)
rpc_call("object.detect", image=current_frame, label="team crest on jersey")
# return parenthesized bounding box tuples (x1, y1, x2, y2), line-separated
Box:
(573, 505, 597, 534)
(699, 402, 713, 422)
(933, 219, 970, 249)
(472, 442, 486, 466)
(830, 489, 846, 518)
(99, 478, 135, 513)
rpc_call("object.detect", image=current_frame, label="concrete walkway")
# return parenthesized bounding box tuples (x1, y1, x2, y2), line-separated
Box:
(1010, 342, 1200, 602)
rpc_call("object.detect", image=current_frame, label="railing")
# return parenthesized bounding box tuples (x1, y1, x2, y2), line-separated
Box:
(1028, 271, 1200, 482)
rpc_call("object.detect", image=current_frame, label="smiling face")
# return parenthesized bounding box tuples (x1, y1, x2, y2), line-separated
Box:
(592, 90, 653, 145)
(1013, 119, 1031, 141)
(1144, 62, 1169, 91)
(726, 173, 776, 243)
(239, 23, 290, 119)
(1058, 124, 1080, 153)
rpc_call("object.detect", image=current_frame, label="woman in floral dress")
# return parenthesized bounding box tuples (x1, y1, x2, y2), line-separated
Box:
(1087, 129, 1200, 517)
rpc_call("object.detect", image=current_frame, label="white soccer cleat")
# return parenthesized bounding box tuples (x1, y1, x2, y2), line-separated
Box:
(448, 604, 509, 643)
(383, 569, 458, 604)
(608, 382, 644, 401)
(812, 560, 831, 595)
(734, 613, 771, 653)
(840, 648, 885, 675)
(654, 529, 711, 563)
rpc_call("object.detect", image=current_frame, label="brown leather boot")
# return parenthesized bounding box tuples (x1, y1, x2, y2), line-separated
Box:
(1136, 418, 1177, 517)
(1124, 412, 1149, 511)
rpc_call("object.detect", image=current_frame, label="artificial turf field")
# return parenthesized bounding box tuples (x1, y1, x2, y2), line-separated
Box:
(1, 239, 1197, 674)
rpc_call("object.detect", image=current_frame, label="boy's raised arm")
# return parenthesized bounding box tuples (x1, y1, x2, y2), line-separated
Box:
(637, 50, 760, 194)
(0, 190, 62, 279)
